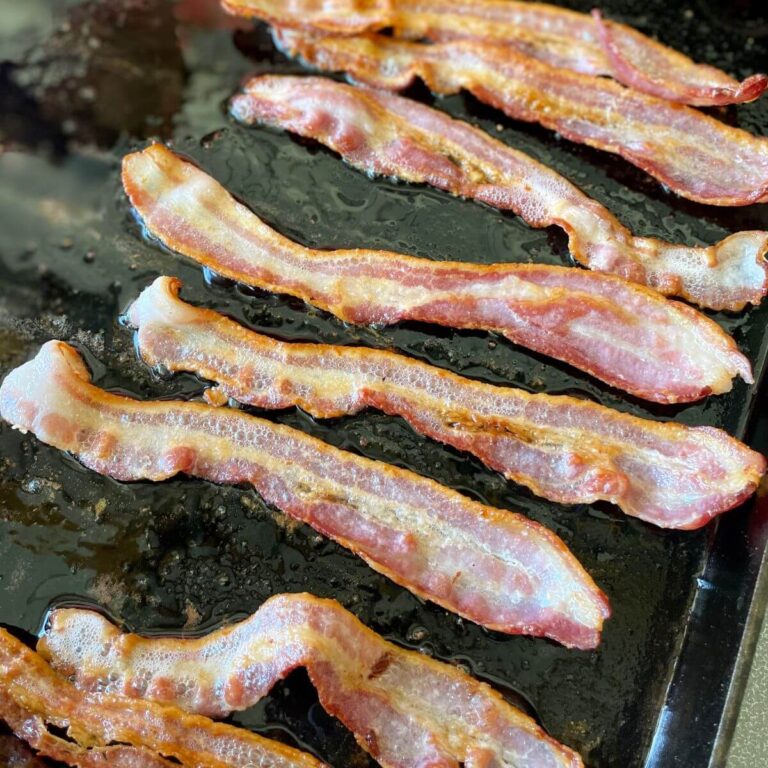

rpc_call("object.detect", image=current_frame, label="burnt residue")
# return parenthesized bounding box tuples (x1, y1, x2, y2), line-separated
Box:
(0, 1, 767, 767)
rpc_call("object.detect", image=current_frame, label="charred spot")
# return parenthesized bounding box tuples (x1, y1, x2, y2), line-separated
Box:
(367, 651, 393, 680)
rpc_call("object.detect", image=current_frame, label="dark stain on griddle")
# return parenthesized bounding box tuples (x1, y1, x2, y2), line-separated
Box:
(0, 0, 767, 766)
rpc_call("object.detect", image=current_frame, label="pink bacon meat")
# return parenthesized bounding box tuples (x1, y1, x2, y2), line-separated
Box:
(0, 341, 610, 647)
(0, 627, 327, 768)
(272, 28, 768, 206)
(222, 0, 767, 106)
(128, 276, 766, 529)
(230, 75, 768, 310)
(40, 593, 585, 768)
(122, 144, 752, 404)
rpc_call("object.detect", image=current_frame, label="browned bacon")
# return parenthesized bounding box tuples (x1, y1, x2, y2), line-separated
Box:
(230, 75, 768, 310)
(0, 341, 611, 647)
(272, 28, 768, 206)
(40, 593, 585, 768)
(127, 276, 766, 529)
(0, 626, 327, 768)
(121, 144, 752, 404)
(222, 0, 767, 106)
(221, 0, 389, 34)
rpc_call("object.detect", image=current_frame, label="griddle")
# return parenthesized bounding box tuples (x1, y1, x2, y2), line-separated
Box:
(0, 1, 766, 766)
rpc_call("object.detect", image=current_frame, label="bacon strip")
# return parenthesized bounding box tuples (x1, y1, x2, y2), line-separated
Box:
(272, 29, 768, 206)
(223, 0, 767, 106)
(0, 627, 326, 768)
(39, 593, 585, 768)
(122, 143, 752, 404)
(127, 276, 766, 529)
(0, 341, 610, 647)
(221, 0, 390, 34)
(230, 75, 768, 310)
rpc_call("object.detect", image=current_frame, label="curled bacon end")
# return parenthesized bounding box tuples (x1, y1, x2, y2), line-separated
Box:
(591, 10, 768, 106)
(0, 627, 327, 768)
(0, 341, 611, 647)
(231, 74, 768, 310)
(273, 28, 768, 206)
(221, 0, 391, 34)
(121, 144, 752, 403)
(39, 594, 585, 768)
(128, 277, 766, 529)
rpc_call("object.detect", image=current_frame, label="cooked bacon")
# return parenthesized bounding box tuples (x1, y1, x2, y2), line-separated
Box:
(222, 0, 767, 106)
(0, 627, 326, 768)
(230, 75, 768, 310)
(588, 10, 767, 107)
(122, 144, 752, 403)
(396, 4, 768, 107)
(220, 0, 389, 34)
(0, 341, 611, 647)
(127, 276, 766, 529)
(272, 29, 768, 206)
(39, 593, 585, 768)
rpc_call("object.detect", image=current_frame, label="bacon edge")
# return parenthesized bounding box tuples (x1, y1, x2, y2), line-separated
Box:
(221, 0, 391, 34)
(39, 594, 585, 768)
(127, 276, 767, 529)
(0, 341, 611, 647)
(121, 144, 753, 404)
(0, 627, 327, 768)
(230, 74, 768, 311)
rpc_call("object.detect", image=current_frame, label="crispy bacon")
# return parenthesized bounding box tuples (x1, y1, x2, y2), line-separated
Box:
(588, 10, 767, 107)
(122, 144, 752, 403)
(222, 0, 767, 106)
(127, 276, 766, 529)
(272, 28, 768, 206)
(0, 341, 610, 647)
(0, 627, 326, 768)
(220, 0, 389, 34)
(230, 75, 768, 310)
(39, 593, 585, 768)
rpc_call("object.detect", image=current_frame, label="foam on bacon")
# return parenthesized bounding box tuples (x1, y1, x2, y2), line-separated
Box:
(0, 626, 326, 768)
(271, 29, 768, 207)
(0, 341, 611, 647)
(127, 276, 766, 529)
(39, 594, 585, 768)
(122, 144, 752, 403)
(230, 75, 768, 310)
(222, 0, 767, 106)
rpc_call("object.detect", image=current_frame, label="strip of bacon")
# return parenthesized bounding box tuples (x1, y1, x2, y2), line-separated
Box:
(272, 28, 768, 206)
(127, 276, 766, 529)
(588, 10, 767, 107)
(230, 75, 768, 310)
(39, 593, 585, 768)
(122, 144, 752, 404)
(221, 0, 389, 34)
(222, 0, 767, 106)
(0, 627, 327, 768)
(0, 341, 611, 647)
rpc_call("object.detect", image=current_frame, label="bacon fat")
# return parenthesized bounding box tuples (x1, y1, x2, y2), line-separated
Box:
(39, 593, 585, 768)
(127, 276, 766, 529)
(231, 75, 768, 310)
(122, 144, 752, 403)
(0, 340, 611, 647)
(222, 0, 767, 106)
(0, 627, 326, 768)
(271, 28, 768, 206)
